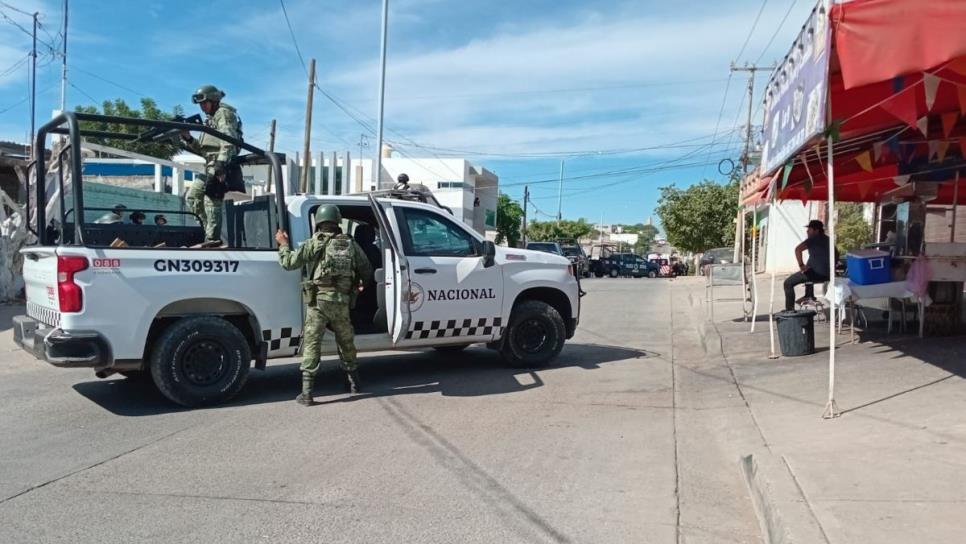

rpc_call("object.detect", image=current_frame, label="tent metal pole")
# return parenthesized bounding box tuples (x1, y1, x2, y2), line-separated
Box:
(823, 135, 841, 419)
(750, 203, 760, 332)
(951, 171, 960, 243)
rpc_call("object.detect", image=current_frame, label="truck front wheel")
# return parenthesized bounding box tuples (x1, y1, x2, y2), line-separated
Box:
(500, 300, 566, 368)
(150, 316, 251, 407)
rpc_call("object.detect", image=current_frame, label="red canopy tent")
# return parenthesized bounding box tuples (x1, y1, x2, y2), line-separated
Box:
(743, 0, 966, 418)
(774, 0, 966, 204)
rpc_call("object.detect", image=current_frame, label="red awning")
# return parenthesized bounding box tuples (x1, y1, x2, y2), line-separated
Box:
(773, 0, 966, 205)
(833, 0, 966, 90)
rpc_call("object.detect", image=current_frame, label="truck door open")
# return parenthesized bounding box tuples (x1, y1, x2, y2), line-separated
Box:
(367, 194, 411, 344)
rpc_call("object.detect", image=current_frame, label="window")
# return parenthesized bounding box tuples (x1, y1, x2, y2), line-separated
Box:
(397, 207, 478, 257)
(437, 181, 464, 189)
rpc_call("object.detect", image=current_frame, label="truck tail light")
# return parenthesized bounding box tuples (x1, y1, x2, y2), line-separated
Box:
(57, 256, 88, 313)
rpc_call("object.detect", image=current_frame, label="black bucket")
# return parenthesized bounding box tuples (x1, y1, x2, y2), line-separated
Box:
(775, 310, 816, 357)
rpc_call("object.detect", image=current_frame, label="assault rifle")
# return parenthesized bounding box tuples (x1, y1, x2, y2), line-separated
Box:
(133, 113, 203, 144)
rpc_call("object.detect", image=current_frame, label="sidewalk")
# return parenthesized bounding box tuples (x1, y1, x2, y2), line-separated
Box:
(691, 274, 966, 544)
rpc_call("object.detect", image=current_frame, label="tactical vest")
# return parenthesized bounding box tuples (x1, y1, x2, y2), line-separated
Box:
(306, 232, 356, 301)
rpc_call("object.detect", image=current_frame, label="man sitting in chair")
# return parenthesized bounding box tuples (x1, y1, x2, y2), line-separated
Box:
(784, 220, 833, 311)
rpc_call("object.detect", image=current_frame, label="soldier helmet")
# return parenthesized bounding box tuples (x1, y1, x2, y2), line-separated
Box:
(315, 204, 342, 224)
(397, 173, 410, 184)
(192, 84, 225, 104)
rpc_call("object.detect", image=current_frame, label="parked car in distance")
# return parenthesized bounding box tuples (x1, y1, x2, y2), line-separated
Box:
(595, 253, 658, 278)
(525, 241, 564, 256)
(558, 241, 589, 278)
(699, 247, 735, 275)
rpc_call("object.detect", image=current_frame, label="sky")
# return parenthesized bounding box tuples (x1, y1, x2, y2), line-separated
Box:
(0, 0, 818, 227)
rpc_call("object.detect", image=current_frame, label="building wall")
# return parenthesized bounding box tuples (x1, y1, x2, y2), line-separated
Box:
(763, 201, 816, 273)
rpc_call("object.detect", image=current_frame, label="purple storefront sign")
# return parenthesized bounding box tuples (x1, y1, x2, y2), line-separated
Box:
(760, 0, 833, 176)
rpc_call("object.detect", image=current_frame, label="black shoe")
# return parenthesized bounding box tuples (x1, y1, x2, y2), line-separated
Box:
(295, 392, 315, 406)
(344, 371, 361, 394)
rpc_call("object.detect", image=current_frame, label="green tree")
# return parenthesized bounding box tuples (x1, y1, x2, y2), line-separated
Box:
(526, 218, 594, 242)
(835, 203, 872, 253)
(655, 179, 739, 254)
(496, 193, 523, 247)
(76, 98, 186, 160)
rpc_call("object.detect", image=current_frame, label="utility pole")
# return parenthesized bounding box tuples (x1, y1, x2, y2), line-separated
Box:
(374, 0, 390, 189)
(29, 12, 38, 158)
(730, 63, 775, 174)
(556, 159, 564, 222)
(300, 58, 316, 193)
(59, 0, 68, 111)
(730, 63, 775, 265)
(266, 119, 277, 191)
(522, 185, 529, 246)
(358, 133, 369, 163)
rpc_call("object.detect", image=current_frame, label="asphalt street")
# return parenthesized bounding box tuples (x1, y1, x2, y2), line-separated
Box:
(0, 278, 763, 544)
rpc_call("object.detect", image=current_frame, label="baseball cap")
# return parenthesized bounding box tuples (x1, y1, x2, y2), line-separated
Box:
(805, 220, 824, 230)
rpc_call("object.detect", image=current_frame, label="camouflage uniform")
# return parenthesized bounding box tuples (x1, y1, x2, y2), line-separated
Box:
(184, 102, 242, 242)
(278, 224, 372, 403)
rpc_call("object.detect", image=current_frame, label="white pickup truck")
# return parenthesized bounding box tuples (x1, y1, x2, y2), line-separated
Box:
(14, 112, 580, 407)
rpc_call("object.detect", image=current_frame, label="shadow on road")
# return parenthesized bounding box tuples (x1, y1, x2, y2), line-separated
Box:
(72, 342, 655, 416)
(0, 304, 24, 334)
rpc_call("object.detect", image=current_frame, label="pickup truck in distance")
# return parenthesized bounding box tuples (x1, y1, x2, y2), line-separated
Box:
(14, 113, 581, 407)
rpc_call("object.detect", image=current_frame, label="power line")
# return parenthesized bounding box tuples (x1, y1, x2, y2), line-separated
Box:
(72, 66, 146, 97)
(0, 1, 34, 17)
(755, 0, 800, 65)
(68, 80, 97, 104)
(735, 0, 771, 62)
(279, 0, 308, 76)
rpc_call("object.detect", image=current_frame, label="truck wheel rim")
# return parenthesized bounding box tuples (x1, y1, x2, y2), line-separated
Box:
(516, 318, 549, 353)
(180, 340, 229, 386)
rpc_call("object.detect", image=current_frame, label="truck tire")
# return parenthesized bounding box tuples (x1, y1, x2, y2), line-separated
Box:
(500, 300, 566, 368)
(149, 316, 251, 407)
(648, 270, 657, 278)
(594, 270, 603, 278)
(609, 268, 619, 278)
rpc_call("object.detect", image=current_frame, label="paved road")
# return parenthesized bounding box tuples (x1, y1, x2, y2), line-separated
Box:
(0, 278, 762, 544)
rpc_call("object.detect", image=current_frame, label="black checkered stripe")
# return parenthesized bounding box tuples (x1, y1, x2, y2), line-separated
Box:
(406, 317, 503, 340)
(262, 327, 302, 356)
(27, 301, 60, 328)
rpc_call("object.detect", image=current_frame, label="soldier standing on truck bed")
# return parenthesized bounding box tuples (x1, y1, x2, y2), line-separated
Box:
(275, 204, 373, 406)
(179, 84, 242, 244)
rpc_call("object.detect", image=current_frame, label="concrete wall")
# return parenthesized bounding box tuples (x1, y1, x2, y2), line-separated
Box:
(762, 201, 816, 274)
(82, 182, 189, 225)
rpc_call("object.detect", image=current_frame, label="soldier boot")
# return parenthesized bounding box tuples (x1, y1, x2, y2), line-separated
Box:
(344, 370, 361, 394)
(296, 372, 316, 406)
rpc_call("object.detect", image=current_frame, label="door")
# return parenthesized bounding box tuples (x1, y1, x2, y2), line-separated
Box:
(393, 205, 503, 344)
(368, 194, 410, 344)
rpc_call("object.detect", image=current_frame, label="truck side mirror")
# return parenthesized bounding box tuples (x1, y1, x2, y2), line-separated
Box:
(482, 240, 496, 268)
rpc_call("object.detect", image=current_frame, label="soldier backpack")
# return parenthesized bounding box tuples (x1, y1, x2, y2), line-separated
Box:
(311, 233, 356, 293)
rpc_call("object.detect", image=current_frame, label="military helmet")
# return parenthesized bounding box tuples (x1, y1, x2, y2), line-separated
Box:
(192, 84, 225, 104)
(315, 204, 342, 224)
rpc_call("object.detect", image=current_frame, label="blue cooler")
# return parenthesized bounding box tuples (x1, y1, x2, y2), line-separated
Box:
(846, 249, 891, 285)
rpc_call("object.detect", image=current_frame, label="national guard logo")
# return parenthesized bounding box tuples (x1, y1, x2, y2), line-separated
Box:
(409, 282, 425, 312)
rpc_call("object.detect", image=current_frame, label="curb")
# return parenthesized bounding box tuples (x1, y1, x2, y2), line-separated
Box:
(740, 454, 790, 544)
(687, 286, 828, 544)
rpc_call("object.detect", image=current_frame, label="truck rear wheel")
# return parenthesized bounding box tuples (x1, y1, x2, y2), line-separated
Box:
(150, 316, 251, 407)
(609, 268, 619, 278)
(500, 300, 565, 368)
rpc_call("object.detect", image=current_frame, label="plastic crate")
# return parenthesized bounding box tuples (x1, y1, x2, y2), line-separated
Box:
(846, 249, 891, 285)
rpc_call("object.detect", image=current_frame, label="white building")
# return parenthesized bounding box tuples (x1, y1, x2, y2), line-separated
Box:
(168, 148, 499, 236)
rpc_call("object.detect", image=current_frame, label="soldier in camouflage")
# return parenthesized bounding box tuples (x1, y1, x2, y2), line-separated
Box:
(180, 84, 243, 243)
(275, 204, 373, 406)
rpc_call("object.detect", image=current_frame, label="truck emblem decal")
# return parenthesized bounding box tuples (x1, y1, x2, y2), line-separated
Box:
(425, 288, 497, 302)
(409, 282, 425, 312)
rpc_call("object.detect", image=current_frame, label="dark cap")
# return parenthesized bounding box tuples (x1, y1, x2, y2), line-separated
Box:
(805, 220, 825, 231)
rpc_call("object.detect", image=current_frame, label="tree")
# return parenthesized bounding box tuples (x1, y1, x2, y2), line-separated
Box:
(835, 203, 872, 253)
(526, 218, 594, 242)
(496, 194, 523, 247)
(655, 179, 739, 254)
(76, 98, 186, 160)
